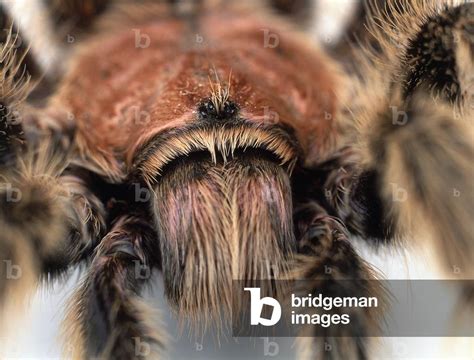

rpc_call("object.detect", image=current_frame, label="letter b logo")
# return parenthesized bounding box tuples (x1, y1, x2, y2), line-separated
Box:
(244, 287, 281, 326)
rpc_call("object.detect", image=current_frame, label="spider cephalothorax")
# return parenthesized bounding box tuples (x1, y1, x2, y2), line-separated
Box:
(0, 1, 472, 359)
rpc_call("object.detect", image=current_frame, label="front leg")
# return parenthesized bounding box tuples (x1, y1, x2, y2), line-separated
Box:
(293, 202, 386, 360)
(343, 2, 474, 278)
(0, 146, 107, 321)
(0, 27, 106, 323)
(64, 214, 165, 360)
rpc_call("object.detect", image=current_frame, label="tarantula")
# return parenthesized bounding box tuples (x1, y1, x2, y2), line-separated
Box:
(0, 0, 472, 359)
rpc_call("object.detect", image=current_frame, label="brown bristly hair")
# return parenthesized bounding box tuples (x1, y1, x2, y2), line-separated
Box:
(290, 203, 388, 359)
(62, 215, 166, 359)
(0, 27, 32, 108)
(153, 155, 295, 333)
(377, 94, 474, 276)
(343, 0, 474, 276)
(0, 23, 69, 329)
(361, 0, 458, 75)
(0, 138, 74, 333)
(135, 124, 297, 185)
(0, 133, 73, 256)
(208, 67, 232, 114)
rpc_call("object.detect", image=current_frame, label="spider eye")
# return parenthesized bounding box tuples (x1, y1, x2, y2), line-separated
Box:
(198, 100, 215, 118)
(223, 101, 237, 117)
(198, 99, 238, 121)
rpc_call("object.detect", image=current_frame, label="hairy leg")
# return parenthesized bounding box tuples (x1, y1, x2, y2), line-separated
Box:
(46, 0, 110, 30)
(314, 1, 474, 273)
(294, 7, 473, 354)
(0, 29, 106, 324)
(0, 140, 107, 316)
(268, 0, 313, 26)
(64, 214, 164, 360)
(293, 202, 386, 360)
(349, 1, 474, 276)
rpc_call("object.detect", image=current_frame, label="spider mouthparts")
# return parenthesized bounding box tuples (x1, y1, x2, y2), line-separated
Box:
(152, 154, 295, 327)
(132, 122, 298, 185)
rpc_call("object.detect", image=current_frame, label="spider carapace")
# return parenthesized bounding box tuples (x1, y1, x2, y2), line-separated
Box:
(57, 8, 341, 181)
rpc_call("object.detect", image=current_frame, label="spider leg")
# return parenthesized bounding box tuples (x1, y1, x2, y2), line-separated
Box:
(361, 95, 473, 269)
(0, 27, 106, 326)
(319, 1, 474, 317)
(45, 0, 110, 30)
(41, 170, 107, 274)
(330, 0, 387, 62)
(299, 4, 473, 349)
(0, 138, 107, 318)
(350, 1, 474, 277)
(298, 147, 395, 245)
(292, 202, 386, 360)
(64, 214, 164, 360)
(268, 0, 313, 26)
(0, 26, 29, 166)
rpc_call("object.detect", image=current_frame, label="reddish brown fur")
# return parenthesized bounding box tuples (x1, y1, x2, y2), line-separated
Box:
(49, 5, 342, 181)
